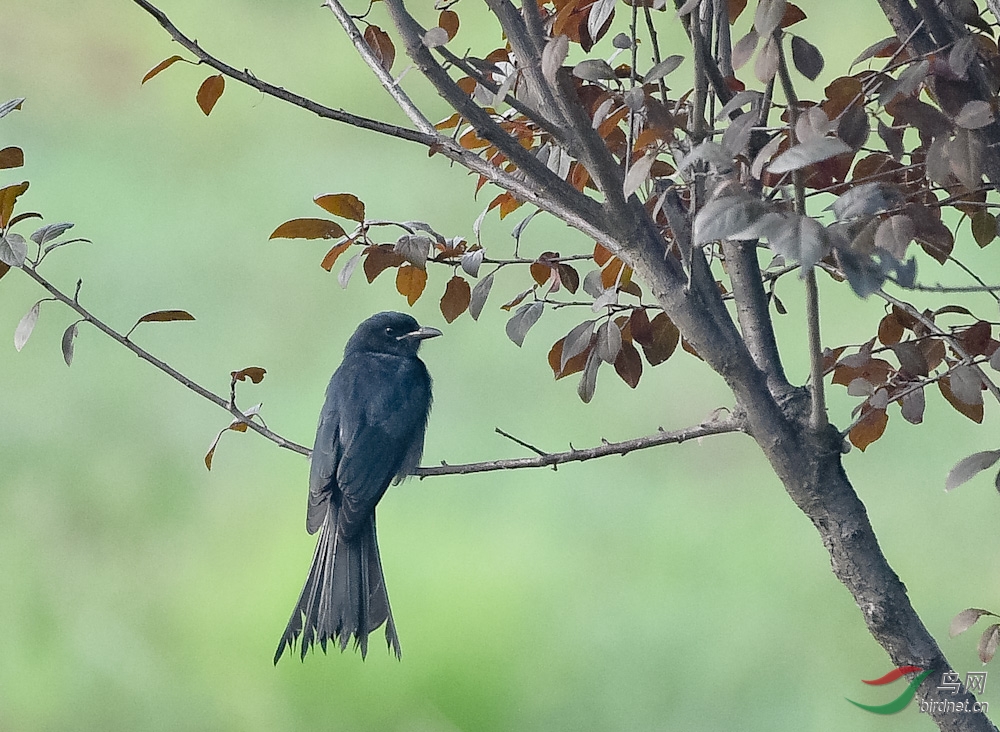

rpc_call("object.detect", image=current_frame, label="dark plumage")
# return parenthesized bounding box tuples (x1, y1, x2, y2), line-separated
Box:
(274, 311, 440, 663)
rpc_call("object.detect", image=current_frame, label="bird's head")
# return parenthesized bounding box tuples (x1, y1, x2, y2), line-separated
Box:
(345, 311, 442, 358)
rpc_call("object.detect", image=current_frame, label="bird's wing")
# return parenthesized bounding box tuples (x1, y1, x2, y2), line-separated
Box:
(310, 352, 431, 539)
(306, 380, 342, 534)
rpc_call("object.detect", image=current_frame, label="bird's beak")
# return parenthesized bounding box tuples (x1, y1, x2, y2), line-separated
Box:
(398, 325, 443, 342)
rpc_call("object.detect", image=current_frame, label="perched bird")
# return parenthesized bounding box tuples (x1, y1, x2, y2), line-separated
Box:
(274, 311, 441, 663)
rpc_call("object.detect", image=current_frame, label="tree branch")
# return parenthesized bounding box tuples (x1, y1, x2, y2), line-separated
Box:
(485, 0, 632, 208)
(20, 263, 312, 457)
(673, 0, 734, 107)
(129, 0, 612, 245)
(19, 262, 741, 479)
(720, 239, 787, 389)
(129, 0, 429, 145)
(775, 32, 826, 431)
(379, 0, 615, 240)
(321, 0, 436, 134)
(414, 417, 742, 477)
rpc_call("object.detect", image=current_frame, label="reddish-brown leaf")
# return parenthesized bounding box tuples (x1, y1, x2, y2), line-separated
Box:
(501, 288, 532, 311)
(364, 25, 396, 72)
(0, 262, 9, 281)
(940, 376, 985, 423)
(130, 310, 196, 336)
(0, 181, 28, 227)
(971, 210, 997, 248)
(779, 3, 807, 27)
(320, 240, 353, 272)
(364, 244, 405, 283)
(142, 55, 186, 84)
(7, 211, 41, 229)
(919, 337, 947, 372)
(440, 275, 471, 323)
(681, 337, 703, 360)
(439, 10, 460, 40)
(614, 340, 643, 388)
(913, 217, 955, 264)
(892, 305, 918, 330)
(851, 152, 897, 183)
(728, 0, 749, 23)
(877, 312, 904, 345)
(593, 242, 613, 266)
(850, 406, 888, 451)
(314, 193, 365, 222)
(620, 278, 641, 298)
(630, 308, 652, 346)
(499, 192, 522, 218)
(196, 74, 225, 116)
(961, 321, 992, 356)
(460, 129, 489, 150)
(569, 162, 591, 191)
(137, 309, 196, 324)
(556, 263, 580, 294)
(232, 367, 266, 384)
(832, 357, 894, 387)
(269, 218, 346, 240)
(548, 336, 592, 380)
(601, 257, 624, 289)
(823, 76, 863, 119)
(396, 264, 427, 306)
(530, 260, 553, 287)
(435, 113, 461, 131)
(640, 312, 679, 366)
(0, 146, 24, 169)
(821, 346, 848, 373)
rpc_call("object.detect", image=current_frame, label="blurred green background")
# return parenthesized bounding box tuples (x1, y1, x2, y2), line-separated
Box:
(2, 1, 999, 730)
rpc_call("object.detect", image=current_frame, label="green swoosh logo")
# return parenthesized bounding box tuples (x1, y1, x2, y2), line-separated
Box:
(847, 669, 934, 714)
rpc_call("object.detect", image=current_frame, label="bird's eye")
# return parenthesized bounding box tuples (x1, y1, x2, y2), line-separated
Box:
(385, 326, 394, 336)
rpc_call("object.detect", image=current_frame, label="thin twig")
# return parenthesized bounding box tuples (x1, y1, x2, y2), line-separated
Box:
(495, 427, 549, 458)
(904, 282, 1000, 294)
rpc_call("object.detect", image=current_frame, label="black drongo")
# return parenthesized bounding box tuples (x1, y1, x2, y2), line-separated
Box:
(274, 311, 440, 663)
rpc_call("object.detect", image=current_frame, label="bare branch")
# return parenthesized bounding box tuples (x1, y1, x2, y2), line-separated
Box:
(414, 417, 743, 477)
(20, 264, 311, 457)
(905, 282, 1000, 294)
(775, 32, 826, 431)
(494, 427, 551, 459)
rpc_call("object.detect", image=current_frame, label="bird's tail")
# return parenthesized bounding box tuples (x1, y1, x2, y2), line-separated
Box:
(273, 508, 401, 664)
